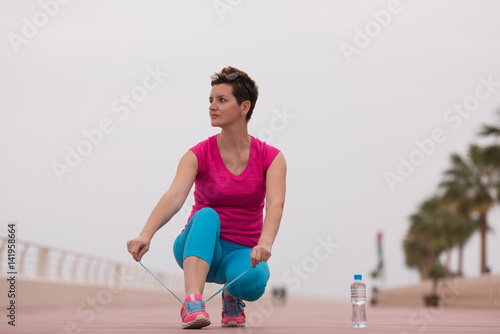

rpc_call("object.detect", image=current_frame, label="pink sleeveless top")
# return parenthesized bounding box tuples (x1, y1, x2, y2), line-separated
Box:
(186, 135, 280, 247)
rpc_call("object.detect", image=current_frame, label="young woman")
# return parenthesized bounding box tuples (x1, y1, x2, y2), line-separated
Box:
(127, 66, 286, 329)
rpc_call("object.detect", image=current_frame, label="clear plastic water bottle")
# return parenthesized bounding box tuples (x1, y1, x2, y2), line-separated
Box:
(351, 274, 367, 328)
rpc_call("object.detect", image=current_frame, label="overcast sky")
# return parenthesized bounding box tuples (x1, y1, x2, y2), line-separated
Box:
(1, 0, 500, 301)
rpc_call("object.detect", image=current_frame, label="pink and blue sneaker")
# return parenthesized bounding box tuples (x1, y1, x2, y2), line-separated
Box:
(221, 291, 246, 327)
(180, 293, 211, 329)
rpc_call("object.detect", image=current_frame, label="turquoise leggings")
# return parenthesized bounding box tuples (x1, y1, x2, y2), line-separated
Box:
(173, 207, 270, 301)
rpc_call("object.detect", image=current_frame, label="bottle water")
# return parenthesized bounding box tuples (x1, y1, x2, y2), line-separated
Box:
(351, 274, 367, 328)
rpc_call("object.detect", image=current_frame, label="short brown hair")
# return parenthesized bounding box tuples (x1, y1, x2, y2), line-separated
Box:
(211, 66, 259, 121)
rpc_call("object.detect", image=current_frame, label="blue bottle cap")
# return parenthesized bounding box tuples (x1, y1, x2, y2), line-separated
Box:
(354, 274, 362, 280)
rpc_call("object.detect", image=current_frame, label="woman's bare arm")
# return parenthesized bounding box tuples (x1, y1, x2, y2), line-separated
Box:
(127, 150, 198, 261)
(250, 152, 287, 268)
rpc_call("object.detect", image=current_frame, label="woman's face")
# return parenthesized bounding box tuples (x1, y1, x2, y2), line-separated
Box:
(209, 83, 247, 127)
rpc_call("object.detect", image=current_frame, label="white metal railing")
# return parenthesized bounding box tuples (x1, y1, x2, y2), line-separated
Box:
(0, 234, 185, 293)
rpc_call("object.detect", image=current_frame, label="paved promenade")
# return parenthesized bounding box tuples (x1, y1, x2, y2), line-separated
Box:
(2, 299, 500, 333)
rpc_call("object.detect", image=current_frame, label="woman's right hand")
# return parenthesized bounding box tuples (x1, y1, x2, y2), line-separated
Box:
(127, 236, 151, 262)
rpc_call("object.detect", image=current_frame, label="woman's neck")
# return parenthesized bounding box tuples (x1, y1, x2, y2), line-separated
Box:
(217, 124, 250, 153)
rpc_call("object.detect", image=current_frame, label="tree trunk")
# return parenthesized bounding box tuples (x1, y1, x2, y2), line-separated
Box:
(431, 278, 438, 295)
(419, 255, 436, 280)
(457, 241, 464, 277)
(445, 249, 451, 276)
(419, 266, 426, 280)
(479, 211, 488, 274)
(419, 260, 427, 280)
(419, 257, 430, 280)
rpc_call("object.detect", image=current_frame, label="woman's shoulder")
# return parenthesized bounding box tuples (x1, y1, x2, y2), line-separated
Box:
(189, 135, 217, 178)
(250, 135, 281, 171)
(190, 135, 217, 151)
(251, 135, 280, 154)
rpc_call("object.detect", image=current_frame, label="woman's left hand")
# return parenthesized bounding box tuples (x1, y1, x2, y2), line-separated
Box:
(250, 243, 272, 268)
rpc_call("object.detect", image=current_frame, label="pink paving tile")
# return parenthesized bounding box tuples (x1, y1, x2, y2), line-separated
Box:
(1, 300, 500, 333)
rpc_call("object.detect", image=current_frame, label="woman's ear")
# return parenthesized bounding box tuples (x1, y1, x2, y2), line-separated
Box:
(240, 100, 251, 117)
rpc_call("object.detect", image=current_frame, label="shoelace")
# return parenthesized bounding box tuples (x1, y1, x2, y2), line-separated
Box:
(139, 261, 250, 304)
(223, 298, 246, 316)
(184, 300, 204, 314)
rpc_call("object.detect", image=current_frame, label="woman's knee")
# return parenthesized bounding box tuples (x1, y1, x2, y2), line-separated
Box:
(227, 266, 269, 301)
(193, 207, 220, 228)
(173, 207, 221, 266)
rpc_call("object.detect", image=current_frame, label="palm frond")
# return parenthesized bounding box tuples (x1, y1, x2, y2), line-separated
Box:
(478, 125, 500, 137)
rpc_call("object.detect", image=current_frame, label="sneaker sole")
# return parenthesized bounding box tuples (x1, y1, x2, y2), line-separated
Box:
(221, 321, 245, 327)
(182, 315, 211, 329)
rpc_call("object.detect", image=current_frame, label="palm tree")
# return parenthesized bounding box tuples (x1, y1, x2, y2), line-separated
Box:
(404, 197, 449, 280)
(403, 235, 429, 280)
(437, 196, 477, 276)
(440, 144, 499, 274)
(453, 216, 476, 276)
(478, 109, 500, 138)
(404, 193, 477, 279)
(478, 110, 500, 170)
